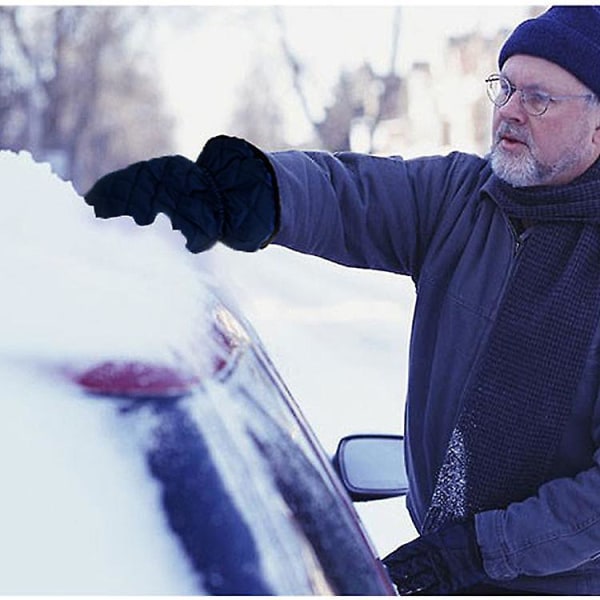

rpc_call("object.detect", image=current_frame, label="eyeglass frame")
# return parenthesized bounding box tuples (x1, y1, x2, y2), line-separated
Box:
(485, 73, 597, 116)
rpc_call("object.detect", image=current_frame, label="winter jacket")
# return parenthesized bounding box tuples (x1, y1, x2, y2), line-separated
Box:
(264, 148, 600, 594)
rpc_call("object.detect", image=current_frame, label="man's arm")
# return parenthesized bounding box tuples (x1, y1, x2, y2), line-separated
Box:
(85, 135, 472, 278)
(476, 450, 600, 580)
(265, 149, 453, 276)
(382, 456, 600, 594)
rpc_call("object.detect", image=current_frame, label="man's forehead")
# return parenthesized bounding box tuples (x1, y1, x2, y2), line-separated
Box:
(501, 54, 587, 91)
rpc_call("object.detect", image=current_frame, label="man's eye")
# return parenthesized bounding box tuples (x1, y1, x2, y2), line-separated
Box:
(529, 91, 549, 102)
(524, 91, 549, 109)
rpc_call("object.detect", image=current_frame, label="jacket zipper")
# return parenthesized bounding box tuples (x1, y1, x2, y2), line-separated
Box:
(503, 214, 530, 257)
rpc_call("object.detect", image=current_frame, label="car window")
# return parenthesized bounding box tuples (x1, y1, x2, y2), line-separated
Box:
(208, 307, 394, 595)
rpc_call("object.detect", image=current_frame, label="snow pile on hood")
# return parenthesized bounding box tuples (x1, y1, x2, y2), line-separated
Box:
(0, 150, 213, 369)
(0, 151, 216, 594)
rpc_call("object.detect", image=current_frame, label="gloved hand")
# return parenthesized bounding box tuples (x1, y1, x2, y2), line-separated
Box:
(84, 135, 279, 253)
(383, 519, 487, 595)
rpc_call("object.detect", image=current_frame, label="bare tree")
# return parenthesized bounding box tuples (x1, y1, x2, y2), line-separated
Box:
(229, 64, 288, 151)
(0, 6, 175, 193)
(272, 6, 404, 152)
(272, 7, 321, 144)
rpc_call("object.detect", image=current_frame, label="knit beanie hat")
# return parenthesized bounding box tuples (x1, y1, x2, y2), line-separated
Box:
(498, 6, 600, 98)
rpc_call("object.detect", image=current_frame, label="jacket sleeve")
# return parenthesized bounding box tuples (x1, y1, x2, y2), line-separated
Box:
(476, 448, 600, 580)
(264, 149, 469, 277)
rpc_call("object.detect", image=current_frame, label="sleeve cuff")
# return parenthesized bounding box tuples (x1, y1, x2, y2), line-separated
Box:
(475, 510, 519, 581)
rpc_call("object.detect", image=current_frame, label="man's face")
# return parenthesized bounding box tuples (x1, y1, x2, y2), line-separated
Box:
(490, 54, 600, 187)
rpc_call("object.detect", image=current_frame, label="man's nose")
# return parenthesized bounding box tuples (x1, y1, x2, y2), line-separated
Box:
(497, 91, 527, 122)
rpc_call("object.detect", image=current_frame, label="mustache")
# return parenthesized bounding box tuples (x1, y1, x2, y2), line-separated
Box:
(494, 122, 531, 146)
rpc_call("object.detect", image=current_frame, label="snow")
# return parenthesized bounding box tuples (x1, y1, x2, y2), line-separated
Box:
(0, 362, 200, 594)
(0, 150, 213, 593)
(0, 150, 417, 592)
(1, 150, 214, 369)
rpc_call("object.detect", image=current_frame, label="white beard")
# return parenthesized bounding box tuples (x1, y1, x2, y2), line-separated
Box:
(490, 121, 591, 187)
(490, 145, 541, 187)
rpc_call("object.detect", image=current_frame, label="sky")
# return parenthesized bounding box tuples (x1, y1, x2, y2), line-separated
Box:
(156, 4, 533, 155)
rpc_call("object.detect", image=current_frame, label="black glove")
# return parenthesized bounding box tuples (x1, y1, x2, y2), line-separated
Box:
(84, 136, 279, 253)
(383, 519, 487, 595)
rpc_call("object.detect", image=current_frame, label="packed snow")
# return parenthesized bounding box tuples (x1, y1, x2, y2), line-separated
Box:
(0, 150, 417, 592)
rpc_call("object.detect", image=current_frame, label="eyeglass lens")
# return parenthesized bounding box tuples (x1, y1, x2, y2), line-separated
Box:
(486, 76, 548, 115)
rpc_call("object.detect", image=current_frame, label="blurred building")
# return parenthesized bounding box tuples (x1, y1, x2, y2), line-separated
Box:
(350, 6, 547, 159)
(364, 26, 512, 159)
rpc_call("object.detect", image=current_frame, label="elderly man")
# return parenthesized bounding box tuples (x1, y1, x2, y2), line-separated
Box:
(85, 6, 600, 595)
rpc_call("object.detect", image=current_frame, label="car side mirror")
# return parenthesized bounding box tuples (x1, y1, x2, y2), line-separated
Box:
(333, 434, 408, 502)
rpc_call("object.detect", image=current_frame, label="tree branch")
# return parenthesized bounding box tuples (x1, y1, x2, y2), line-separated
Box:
(272, 6, 322, 142)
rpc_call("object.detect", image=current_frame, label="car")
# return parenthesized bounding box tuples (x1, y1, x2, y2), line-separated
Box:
(0, 149, 403, 594)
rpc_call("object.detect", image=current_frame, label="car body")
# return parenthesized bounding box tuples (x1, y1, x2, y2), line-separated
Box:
(0, 150, 396, 594)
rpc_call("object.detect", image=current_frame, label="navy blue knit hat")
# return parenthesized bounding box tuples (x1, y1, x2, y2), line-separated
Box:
(499, 6, 600, 98)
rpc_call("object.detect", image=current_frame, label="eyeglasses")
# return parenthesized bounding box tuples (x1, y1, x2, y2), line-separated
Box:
(485, 73, 595, 116)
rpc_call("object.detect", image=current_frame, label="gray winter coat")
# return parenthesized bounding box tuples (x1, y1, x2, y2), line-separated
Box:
(265, 148, 600, 594)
